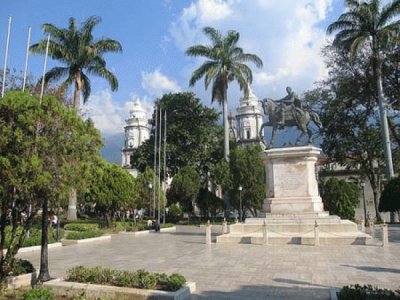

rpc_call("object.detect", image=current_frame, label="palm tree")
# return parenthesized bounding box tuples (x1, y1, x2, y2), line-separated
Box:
(327, 0, 400, 182)
(186, 27, 263, 161)
(30, 16, 122, 109)
(31, 16, 122, 220)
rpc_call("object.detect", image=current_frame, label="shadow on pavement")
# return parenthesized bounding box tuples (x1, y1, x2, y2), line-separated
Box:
(342, 264, 400, 274)
(191, 283, 331, 300)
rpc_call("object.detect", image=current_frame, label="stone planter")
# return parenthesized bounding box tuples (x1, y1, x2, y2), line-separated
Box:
(61, 235, 111, 246)
(7, 272, 37, 289)
(43, 278, 196, 300)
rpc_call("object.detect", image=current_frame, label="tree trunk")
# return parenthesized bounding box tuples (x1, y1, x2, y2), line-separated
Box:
(222, 93, 230, 161)
(38, 198, 51, 282)
(375, 58, 396, 222)
(67, 78, 82, 221)
(67, 188, 78, 221)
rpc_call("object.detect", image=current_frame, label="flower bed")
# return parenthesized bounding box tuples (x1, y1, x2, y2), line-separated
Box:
(42, 266, 195, 300)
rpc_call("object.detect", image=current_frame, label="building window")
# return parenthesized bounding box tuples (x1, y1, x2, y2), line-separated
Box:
(246, 129, 251, 139)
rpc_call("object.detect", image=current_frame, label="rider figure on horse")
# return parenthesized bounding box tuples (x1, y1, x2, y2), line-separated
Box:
(275, 86, 302, 129)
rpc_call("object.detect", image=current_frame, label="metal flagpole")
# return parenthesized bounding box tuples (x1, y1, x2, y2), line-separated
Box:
(40, 34, 50, 105)
(153, 105, 158, 219)
(22, 26, 31, 92)
(1, 16, 12, 98)
(157, 108, 162, 224)
(163, 110, 167, 225)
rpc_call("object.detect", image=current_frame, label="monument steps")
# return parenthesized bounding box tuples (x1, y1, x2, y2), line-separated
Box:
(216, 227, 371, 245)
(215, 146, 371, 246)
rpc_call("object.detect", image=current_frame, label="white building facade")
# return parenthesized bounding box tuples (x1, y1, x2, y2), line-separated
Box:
(235, 87, 264, 146)
(121, 101, 150, 175)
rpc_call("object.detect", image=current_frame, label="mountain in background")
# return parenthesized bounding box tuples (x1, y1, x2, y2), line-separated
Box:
(101, 133, 123, 164)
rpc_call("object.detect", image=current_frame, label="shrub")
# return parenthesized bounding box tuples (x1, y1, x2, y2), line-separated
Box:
(64, 223, 99, 231)
(114, 222, 134, 232)
(379, 177, 400, 213)
(320, 178, 359, 220)
(166, 273, 186, 291)
(339, 284, 400, 300)
(11, 259, 35, 276)
(160, 223, 174, 229)
(3, 226, 59, 248)
(65, 230, 103, 240)
(22, 288, 54, 300)
(66, 266, 186, 291)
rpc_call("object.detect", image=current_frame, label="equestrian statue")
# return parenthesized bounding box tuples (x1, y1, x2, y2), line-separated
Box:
(259, 86, 323, 148)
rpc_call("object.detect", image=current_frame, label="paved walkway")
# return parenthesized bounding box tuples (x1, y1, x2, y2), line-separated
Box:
(18, 225, 400, 300)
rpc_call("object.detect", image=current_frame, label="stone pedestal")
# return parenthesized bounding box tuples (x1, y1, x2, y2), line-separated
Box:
(263, 146, 324, 214)
(215, 146, 371, 245)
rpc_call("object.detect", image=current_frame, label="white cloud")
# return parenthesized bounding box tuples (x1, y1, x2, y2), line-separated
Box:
(171, 0, 333, 103)
(82, 90, 154, 135)
(141, 69, 182, 97)
(170, 0, 234, 50)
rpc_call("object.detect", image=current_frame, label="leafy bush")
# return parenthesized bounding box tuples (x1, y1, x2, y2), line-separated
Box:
(320, 178, 359, 220)
(65, 230, 103, 240)
(67, 266, 186, 291)
(339, 284, 400, 300)
(3, 226, 59, 248)
(160, 223, 175, 229)
(22, 288, 54, 300)
(114, 222, 134, 232)
(166, 273, 186, 291)
(64, 223, 99, 231)
(11, 259, 35, 276)
(379, 177, 400, 213)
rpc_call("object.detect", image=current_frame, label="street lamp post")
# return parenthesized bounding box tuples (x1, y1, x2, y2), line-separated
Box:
(148, 183, 153, 217)
(238, 186, 243, 223)
(360, 181, 367, 226)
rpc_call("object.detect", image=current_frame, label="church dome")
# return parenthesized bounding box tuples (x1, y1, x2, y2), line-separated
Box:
(128, 100, 146, 120)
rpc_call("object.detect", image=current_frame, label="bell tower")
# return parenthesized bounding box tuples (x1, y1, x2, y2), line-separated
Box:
(121, 100, 150, 176)
(236, 86, 263, 146)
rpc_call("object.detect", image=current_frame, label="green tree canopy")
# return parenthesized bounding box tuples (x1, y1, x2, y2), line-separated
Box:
(327, 0, 400, 181)
(167, 165, 200, 218)
(132, 92, 222, 177)
(320, 178, 360, 220)
(229, 145, 265, 217)
(0, 91, 102, 282)
(85, 160, 135, 227)
(379, 176, 400, 213)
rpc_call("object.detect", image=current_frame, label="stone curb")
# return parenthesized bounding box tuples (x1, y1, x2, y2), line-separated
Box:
(3, 242, 62, 255)
(119, 226, 176, 236)
(61, 235, 111, 246)
(43, 278, 196, 300)
(7, 272, 37, 289)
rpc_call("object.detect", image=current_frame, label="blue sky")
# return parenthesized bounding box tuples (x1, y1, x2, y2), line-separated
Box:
(1, 0, 345, 160)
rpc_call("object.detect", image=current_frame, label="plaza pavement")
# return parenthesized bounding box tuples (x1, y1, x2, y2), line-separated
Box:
(17, 225, 400, 300)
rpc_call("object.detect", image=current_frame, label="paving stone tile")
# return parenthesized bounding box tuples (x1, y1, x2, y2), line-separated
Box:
(17, 225, 400, 299)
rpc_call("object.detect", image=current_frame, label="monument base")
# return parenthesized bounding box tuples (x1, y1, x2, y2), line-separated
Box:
(216, 146, 370, 245)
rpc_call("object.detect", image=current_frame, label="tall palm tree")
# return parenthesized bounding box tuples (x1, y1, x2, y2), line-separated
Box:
(186, 27, 263, 161)
(30, 16, 122, 109)
(327, 0, 400, 182)
(30, 16, 122, 220)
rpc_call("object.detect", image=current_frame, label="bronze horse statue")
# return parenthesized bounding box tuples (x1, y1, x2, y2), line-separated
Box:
(259, 98, 323, 148)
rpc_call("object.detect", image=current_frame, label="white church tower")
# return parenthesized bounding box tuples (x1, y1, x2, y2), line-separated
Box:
(235, 86, 263, 146)
(121, 101, 150, 176)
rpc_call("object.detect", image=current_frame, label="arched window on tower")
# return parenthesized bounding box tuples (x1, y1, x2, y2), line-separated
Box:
(246, 129, 251, 139)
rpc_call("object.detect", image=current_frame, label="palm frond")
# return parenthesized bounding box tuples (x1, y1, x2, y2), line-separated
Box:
(189, 61, 216, 87)
(203, 27, 222, 46)
(378, 0, 400, 27)
(81, 73, 92, 104)
(93, 39, 122, 55)
(185, 45, 214, 58)
(87, 65, 118, 91)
